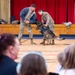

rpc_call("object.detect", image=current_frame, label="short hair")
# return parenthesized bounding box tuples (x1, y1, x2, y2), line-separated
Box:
(31, 4, 36, 8)
(0, 33, 16, 60)
(38, 10, 44, 12)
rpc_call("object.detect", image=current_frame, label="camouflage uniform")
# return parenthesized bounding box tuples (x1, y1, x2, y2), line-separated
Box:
(18, 7, 36, 44)
(18, 20, 33, 39)
(41, 12, 55, 44)
(42, 12, 54, 32)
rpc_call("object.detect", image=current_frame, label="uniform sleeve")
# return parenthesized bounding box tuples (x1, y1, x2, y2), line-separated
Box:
(42, 19, 44, 24)
(46, 14, 50, 26)
(20, 8, 28, 21)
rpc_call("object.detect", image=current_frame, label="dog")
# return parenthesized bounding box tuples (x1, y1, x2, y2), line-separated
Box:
(36, 21, 65, 45)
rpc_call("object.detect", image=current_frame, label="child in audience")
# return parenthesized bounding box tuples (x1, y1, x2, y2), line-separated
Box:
(59, 43, 75, 75)
(17, 51, 59, 75)
(17, 51, 47, 75)
(56, 52, 64, 73)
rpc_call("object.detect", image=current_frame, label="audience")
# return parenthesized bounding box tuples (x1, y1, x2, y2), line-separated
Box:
(17, 51, 47, 75)
(56, 52, 64, 73)
(58, 43, 75, 75)
(1, 34, 74, 75)
(17, 51, 59, 75)
(0, 33, 20, 75)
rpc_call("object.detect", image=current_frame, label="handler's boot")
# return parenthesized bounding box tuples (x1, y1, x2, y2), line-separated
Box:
(52, 39, 55, 45)
(19, 39, 22, 45)
(40, 39, 45, 45)
(30, 38, 36, 45)
(40, 41, 44, 44)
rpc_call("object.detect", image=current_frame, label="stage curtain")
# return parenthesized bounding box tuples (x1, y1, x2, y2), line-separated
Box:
(55, 0, 67, 24)
(68, 0, 74, 23)
(11, 0, 74, 24)
(11, 0, 29, 20)
(46, 0, 56, 23)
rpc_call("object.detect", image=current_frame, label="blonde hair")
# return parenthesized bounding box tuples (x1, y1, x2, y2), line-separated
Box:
(58, 52, 64, 66)
(63, 43, 75, 69)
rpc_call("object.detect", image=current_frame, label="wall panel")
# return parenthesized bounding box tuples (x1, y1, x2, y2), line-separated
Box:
(0, 0, 10, 23)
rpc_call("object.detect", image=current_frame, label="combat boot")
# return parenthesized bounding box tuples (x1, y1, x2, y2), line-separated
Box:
(40, 39, 45, 45)
(19, 39, 22, 45)
(30, 38, 36, 45)
(40, 41, 44, 44)
(51, 39, 55, 45)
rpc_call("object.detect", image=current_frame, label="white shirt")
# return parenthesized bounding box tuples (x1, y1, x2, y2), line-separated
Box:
(59, 69, 75, 75)
(56, 64, 63, 73)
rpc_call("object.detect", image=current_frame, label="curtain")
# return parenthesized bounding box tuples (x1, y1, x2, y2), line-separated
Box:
(46, 0, 56, 23)
(68, 0, 74, 23)
(55, 0, 67, 24)
(11, 0, 74, 24)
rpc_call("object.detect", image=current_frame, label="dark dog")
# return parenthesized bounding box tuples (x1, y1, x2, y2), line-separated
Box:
(36, 21, 65, 45)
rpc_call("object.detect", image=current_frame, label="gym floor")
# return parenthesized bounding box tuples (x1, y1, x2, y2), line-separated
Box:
(15, 39, 75, 72)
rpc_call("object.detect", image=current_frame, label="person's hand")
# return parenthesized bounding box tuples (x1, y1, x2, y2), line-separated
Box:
(24, 20, 26, 23)
(43, 24, 47, 27)
(25, 21, 30, 24)
(24, 20, 30, 24)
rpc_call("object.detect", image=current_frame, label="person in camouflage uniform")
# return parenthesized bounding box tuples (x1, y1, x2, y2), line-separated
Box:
(18, 4, 37, 45)
(38, 10, 55, 44)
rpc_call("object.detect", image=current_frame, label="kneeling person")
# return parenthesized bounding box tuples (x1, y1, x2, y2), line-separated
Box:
(38, 10, 54, 44)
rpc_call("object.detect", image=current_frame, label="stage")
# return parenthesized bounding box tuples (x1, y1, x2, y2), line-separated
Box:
(0, 24, 75, 37)
(15, 39, 75, 72)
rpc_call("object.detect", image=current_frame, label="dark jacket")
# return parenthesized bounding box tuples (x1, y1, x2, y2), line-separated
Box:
(48, 72, 59, 75)
(0, 55, 17, 75)
(20, 7, 37, 24)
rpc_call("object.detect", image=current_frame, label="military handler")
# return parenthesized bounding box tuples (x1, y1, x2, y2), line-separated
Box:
(38, 10, 55, 44)
(18, 4, 37, 45)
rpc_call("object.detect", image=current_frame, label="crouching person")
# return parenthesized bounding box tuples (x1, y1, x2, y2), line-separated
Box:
(38, 10, 55, 45)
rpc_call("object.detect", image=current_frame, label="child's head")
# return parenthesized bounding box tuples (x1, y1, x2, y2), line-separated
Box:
(57, 52, 64, 66)
(63, 43, 75, 69)
(17, 52, 48, 75)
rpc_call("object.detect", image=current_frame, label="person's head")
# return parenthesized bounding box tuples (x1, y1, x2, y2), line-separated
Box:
(58, 53, 63, 65)
(0, 33, 20, 60)
(63, 43, 75, 69)
(17, 52, 47, 75)
(57, 52, 65, 67)
(30, 4, 36, 11)
(38, 10, 44, 15)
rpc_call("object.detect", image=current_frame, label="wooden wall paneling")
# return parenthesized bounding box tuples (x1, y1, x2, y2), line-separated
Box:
(0, 0, 10, 23)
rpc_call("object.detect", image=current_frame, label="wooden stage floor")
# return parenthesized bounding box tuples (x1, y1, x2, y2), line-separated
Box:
(16, 39, 75, 72)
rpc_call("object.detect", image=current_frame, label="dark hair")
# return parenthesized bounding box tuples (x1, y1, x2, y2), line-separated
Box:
(0, 33, 16, 60)
(31, 4, 36, 8)
(38, 10, 44, 12)
(19, 54, 47, 75)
